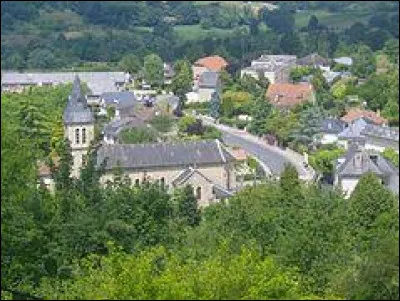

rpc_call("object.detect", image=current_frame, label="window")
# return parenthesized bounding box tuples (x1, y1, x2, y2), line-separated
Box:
(160, 177, 165, 186)
(75, 128, 80, 144)
(196, 187, 201, 200)
(82, 128, 86, 144)
(135, 179, 140, 186)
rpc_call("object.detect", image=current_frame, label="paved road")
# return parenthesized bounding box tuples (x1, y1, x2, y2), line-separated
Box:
(199, 115, 314, 180)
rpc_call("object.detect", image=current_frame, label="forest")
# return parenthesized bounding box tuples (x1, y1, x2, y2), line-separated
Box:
(1, 1, 399, 72)
(1, 84, 399, 299)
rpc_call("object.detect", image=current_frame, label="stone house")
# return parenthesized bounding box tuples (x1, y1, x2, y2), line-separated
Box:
(195, 71, 221, 103)
(334, 144, 399, 198)
(319, 118, 346, 145)
(192, 55, 228, 84)
(240, 55, 297, 84)
(99, 91, 137, 120)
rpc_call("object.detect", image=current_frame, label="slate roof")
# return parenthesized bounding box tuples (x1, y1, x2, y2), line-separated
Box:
(103, 117, 146, 138)
(336, 145, 398, 179)
(1, 71, 126, 95)
(96, 139, 235, 170)
(297, 53, 330, 67)
(266, 83, 314, 108)
(321, 118, 346, 134)
(194, 56, 228, 72)
(63, 76, 94, 125)
(198, 71, 219, 89)
(213, 184, 235, 198)
(171, 167, 213, 186)
(333, 57, 353, 66)
(101, 91, 137, 109)
(338, 118, 369, 139)
(361, 124, 399, 142)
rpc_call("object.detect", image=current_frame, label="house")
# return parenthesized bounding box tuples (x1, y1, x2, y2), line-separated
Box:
(297, 53, 331, 69)
(341, 108, 388, 126)
(192, 55, 228, 83)
(266, 82, 315, 109)
(1, 71, 129, 103)
(361, 124, 399, 153)
(319, 118, 346, 145)
(240, 55, 297, 84)
(99, 91, 138, 120)
(196, 71, 221, 103)
(334, 144, 399, 198)
(164, 63, 175, 85)
(41, 76, 237, 206)
(333, 57, 353, 66)
(154, 94, 180, 115)
(337, 118, 369, 149)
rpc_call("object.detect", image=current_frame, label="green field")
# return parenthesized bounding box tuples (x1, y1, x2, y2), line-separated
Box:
(174, 24, 249, 41)
(294, 9, 373, 30)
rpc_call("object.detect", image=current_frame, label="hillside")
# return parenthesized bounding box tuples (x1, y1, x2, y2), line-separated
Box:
(1, 1, 398, 71)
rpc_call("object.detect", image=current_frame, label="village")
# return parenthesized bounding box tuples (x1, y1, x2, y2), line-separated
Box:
(2, 51, 399, 202)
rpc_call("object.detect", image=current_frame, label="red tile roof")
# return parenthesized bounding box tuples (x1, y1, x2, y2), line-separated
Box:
(194, 55, 228, 72)
(341, 108, 388, 125)
(266, 83, 314, 108)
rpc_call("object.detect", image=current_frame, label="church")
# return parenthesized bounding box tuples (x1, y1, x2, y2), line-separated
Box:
(39, 76, 237, 206)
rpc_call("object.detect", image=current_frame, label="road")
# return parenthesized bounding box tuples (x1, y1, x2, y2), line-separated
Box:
(199, 115, 315, 180)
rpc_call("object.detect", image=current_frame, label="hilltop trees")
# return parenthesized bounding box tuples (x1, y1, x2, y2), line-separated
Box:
(143, 54, 164, 87)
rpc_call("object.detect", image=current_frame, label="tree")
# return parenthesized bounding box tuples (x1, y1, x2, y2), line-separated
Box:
(311, 68, 328, 93)
(382, 147, 399, 167)
(170, 59, 192, 101)
(173, 185, 201, 227)
(280, 32, 303, 55)
(209, 91, 221, 119)
(279, 163, 303, 203)
(119, 127, 159, 144)
(119, 54, 142, 76)
(143, 53, 164, 87)
(27, 49, 59, 69)
(247, 96, 272, 136)
(383, 39, 399, 64)
(307, 15, 319, 31)
(290, 106, 324, 150)
(265, 110, 299, 145)
(351, 44, 376, 78)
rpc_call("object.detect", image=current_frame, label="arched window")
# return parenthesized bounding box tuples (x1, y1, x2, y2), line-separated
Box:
(75, 128, 80, 144)
(82, 128, 86, 144)
(135, 179, 140, 186)
(196, 187, 201, 200)
(160, 177, 165, 186)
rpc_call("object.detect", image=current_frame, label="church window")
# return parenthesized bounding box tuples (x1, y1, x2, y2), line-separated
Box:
(160, 177, 165, 187)
(196, 187, 202, 200)
(75, 129, 80, 144)
(82, 128, 87, 144)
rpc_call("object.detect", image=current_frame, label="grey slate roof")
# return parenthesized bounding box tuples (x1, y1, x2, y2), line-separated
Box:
(297, 53, 330, 66)
(96, 139, 235, 170)
(360, 124, 399, 142)
(103, 117, 146, 138)
(63, 76, 94, 125)
(213, 184, 235, 198)
(199, 71, 219, 88)
(101, 92, 137, 109)
(171, 167, 213, 186)
(320, 118, 346, 134)
(336, 145, 398, 178)
(338, 118, 369, 139)
(333, 57, 353, 66)
(1, 71, 127, 95)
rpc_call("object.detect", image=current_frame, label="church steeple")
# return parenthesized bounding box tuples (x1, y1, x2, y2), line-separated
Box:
(63, 76, 95, 177)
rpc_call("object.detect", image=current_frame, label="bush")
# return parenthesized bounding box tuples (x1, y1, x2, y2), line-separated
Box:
(219, 117, 236, 127)
(202, 126, 222, 140)
(119, 126, 159, 144)
(235, 119, 248, 129)
(150, 115, 174, 133)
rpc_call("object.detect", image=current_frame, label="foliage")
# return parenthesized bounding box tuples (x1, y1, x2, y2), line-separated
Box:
(382, 147, 400, 167)
(119, 54, 142, 76)
(149, 115, 174, 133)
(172, 185, 201, 227)
(351, 44, 376, 78)
(119, 127, 159, 144)
(265, 110, 299, 145)
(178, 115, 197, 133)
(247, 96, 272, 136)
(170, 59, 193, 101)
(143, 54, 164, 87)
(290, 66, 313, 82)
(309, 147, 346, 174)
(209, 92, 221, 119)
